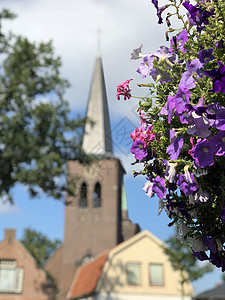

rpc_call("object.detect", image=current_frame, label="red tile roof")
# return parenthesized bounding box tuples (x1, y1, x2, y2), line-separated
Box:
(68, 249, 110, 299)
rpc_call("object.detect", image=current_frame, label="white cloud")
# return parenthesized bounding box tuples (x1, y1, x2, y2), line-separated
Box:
(0, 0, 168, 119)
(0, 201, 19, 215)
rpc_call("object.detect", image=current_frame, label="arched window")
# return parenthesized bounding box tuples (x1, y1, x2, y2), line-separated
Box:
(93, 182, 101, 208)
(79, 182, 87, 208)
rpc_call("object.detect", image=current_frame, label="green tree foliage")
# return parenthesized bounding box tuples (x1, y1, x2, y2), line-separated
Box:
(0, 9, 89, 202)
(21, 228, 61, 268)
(163, 229, 213, 298)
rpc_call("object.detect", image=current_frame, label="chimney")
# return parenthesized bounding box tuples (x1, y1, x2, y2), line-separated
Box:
(4, 229, 16, 242)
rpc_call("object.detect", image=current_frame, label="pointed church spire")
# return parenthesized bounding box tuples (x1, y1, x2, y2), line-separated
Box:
(82, 56, 113, 155)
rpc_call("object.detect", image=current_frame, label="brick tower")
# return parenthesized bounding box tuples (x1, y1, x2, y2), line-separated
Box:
(45, 56, 140, 300)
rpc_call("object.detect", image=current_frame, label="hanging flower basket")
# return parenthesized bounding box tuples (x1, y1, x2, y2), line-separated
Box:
(117, 0, 225, 270)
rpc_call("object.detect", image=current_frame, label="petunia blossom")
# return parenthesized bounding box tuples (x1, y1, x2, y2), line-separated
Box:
(165, 161, 177, 183)
(131, 140, 148, 160)
(198, 48, 215, 65)
(202, 236, 217, 254)
(210, 131, 225, 156)
(167, 136, 184, 160)
(170, 30, 188, 53)
(191, 138, 216, 168)
(189, 189, 210, 204)
(136, 54, 154, 78)
(174, 84, 190, 115)
(151, 0, 168, 24)
(221, 208, 225, 222)
(180, 59, 203, 90)
(183, 0, 214, 32)
(152, 176, 166, 199)
(176, 173, 198, 195)
(153, 46, 176, 64)
(143, 180, 154, 198)
(204, 61, 225, 93)
(192, 250, 209, 261)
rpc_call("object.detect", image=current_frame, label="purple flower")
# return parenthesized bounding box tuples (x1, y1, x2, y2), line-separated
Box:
(202, 236, 217, 254)
(174, 84, 190, 115)
(176, 201, 191, 220)
(151, 0, 168, 24)
(192, 250, 209, 261)
(131, 140, 148, 160)
(165, 161, 177, 183)
(153, 46, 176, 64)
(189, 189, 210, 204)
(143, 180, 154, 198)
(169, 129, 176, 143)
(177, 173, 198, 195)
(170, 30, 188, 53)
(204, 61, 225, 93)
(150, 67, 172, 84)
(216, 40, 224, 49)
(152, 176, 166, 199)
(210, 131, 225, 156)
(166, 199, 191, 220)
(186, 59, 203, 75)
(221, 208, 225, 222)
(136, 54, 154, 78)
(184, 107, 212, 138)
(207, 102, 225, 130)
(191, 138, 216, 168)
(160, 95, 176, 124)
(215, 111, 225, 130)
(180, 72, 196, 89)
(198, 48, 215, 64)
(149, 46, 175, 83)
(183, 1, 214, 32)
(167, 136, 184, 160)
(167, 95, 175, 123)
(210, 251, 222, 269)
(180, 59, 203, 89)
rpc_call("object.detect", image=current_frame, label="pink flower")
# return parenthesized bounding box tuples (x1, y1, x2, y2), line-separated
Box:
(130, 125, 155, 143)
(116, 79, 133, 100)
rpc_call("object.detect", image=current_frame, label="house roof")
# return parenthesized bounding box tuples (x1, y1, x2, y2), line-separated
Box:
(196, 283, 225, 299)
(67, 230, 164, 300)
(68, 249, 110, 300)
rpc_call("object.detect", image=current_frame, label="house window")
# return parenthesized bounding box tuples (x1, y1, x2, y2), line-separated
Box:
(149, 263, 164, 286)
(93, 182, 101, 208)
(126, 262, 140, 285)
(0, 260, 24, 293)
(79, 182, 88, 208)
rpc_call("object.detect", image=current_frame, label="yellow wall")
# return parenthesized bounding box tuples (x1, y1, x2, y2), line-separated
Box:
(97, 231, 193, 297)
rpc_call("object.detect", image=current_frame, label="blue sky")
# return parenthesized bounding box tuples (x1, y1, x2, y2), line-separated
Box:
(0, 0, 223, 295)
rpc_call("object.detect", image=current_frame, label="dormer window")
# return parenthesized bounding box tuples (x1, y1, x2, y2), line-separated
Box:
(93, 182, 101, 208)
(79, 183, 88, 208)
(0, 260, 24, 293)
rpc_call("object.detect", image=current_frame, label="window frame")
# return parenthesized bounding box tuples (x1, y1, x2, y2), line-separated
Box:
(149, 263, 164, 286)
(79, 182, 88, 208)
(126, 262, 141, 286)
(0, 260, 24, 294)
(93, 182, 101, 208)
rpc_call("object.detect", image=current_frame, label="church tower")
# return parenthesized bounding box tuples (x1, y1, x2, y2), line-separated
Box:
(45, 55, 140, 300)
